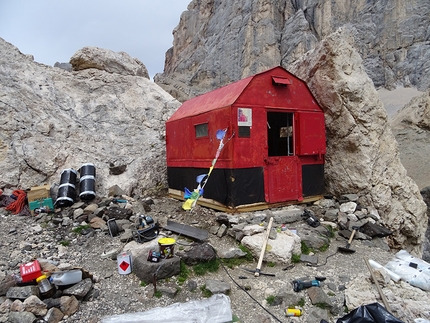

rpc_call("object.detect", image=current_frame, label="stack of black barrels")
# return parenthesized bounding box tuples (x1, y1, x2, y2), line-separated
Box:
(55, 163, 96, 207)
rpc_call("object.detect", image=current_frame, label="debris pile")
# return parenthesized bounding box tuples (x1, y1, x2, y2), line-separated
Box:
(0, 259, 95, 323)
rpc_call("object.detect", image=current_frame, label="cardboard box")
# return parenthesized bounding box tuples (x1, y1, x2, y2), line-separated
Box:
(27, 185, 51, 202)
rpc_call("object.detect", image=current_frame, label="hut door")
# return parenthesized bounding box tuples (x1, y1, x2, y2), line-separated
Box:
(264, 112, 300, 202)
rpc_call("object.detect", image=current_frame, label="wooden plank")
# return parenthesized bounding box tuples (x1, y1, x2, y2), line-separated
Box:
(168, 189, 322, 213)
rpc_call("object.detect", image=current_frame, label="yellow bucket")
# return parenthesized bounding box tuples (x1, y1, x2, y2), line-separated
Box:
(158, 237, 176, 259)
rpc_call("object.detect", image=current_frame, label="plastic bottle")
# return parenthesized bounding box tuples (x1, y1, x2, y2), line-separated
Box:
(36, 275, 55, 297)
(50, 269, 82, 286)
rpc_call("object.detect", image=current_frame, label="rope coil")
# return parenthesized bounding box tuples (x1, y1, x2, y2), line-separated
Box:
(5, 190, 27, 214)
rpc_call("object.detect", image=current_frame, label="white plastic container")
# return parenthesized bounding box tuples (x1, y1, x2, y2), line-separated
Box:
(117, 251, 132, 275)
(50, 269, 82, 286)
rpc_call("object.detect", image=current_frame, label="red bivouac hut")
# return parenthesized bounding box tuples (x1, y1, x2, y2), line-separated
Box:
(166, 66, 326, 212)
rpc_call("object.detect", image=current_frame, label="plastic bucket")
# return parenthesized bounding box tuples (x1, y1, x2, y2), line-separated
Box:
(79, 163, 96, 200)
(56, 169, 77, 207)
(158, 237, 176, 259)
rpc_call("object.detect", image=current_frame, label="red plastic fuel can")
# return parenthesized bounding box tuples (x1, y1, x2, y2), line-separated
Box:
(20, 260, 42, 282)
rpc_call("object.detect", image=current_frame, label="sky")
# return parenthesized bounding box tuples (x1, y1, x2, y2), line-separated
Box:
(0, 0, 190, 79)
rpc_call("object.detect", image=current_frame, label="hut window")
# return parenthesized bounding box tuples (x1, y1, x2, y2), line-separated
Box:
(195, 123, 208, 138)
(238, 126, 250, 137)
(267, 112, 294, 156)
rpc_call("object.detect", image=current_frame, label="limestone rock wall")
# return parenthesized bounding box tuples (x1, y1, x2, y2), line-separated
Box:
(0, 38, 180, 197)
(389, 90, 430, 190)
(289, 29, 427, 255)
(155, 0, 430, 101)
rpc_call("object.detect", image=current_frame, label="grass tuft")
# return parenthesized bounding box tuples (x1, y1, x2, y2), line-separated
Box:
(59, 240, 70, 246)
(291, 254, 301, 263)
(193, 259, 219, 276)
(266, 295, 276, 305)
(177, 260, 190, 285)
(200, 285, 212, 298)
(72, 225, 90, 234)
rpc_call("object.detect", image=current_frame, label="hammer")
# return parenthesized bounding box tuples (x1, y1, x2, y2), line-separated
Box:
(338, 226, 359, 253)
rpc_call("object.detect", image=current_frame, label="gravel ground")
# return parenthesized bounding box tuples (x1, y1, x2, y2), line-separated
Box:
(0, 194, 402, 323)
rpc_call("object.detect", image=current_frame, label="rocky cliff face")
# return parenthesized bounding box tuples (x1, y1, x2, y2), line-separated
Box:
(0, 38, 180, 197)
(289, 28, 427, 256)
(390, 89, 430, 190)
(155, 0, 430, 102)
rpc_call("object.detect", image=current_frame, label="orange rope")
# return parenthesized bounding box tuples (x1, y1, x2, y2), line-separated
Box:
(5, 190, 27, 214)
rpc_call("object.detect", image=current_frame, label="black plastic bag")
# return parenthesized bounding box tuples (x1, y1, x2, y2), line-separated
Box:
(336, 303, 404, 323)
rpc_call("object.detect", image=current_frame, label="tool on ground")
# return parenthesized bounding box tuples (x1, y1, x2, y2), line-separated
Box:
(364, 257, 392, 313)
(302, 209, 320, 227)
(292, 276, 326, 292)
(112, 198, 127, 203)
(132, 215, 159, 243)
(147, 250, 161, 263)
(255, 217, 274, 277)
(241, 267, 275, 277)
(338, 226, 359, 253)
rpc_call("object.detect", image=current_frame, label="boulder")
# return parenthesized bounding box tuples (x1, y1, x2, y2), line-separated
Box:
(133, 256, 180, 284)
(241, 230, 301, 265)
(70, 46, 150, 78)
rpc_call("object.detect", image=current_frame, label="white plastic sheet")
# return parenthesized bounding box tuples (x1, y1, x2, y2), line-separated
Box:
(395, 250, 430, 276)
(101, 294, 233, 323)
(384, 250, 430, 291)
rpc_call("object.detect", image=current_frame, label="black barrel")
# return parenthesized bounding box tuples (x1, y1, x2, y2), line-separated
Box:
(79, 163, 96, 200)
(56, 168, 77, 207)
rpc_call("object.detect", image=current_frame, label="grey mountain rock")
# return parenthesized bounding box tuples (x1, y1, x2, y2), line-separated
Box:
(0, 38, 180, 197)
(288, 28, 427, 255)
(155, 0, 430, 101)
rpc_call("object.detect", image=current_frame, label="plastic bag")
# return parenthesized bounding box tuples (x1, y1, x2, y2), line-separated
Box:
(336, 302, 404, 323)
(395, 250, 430, 276)
(101, 294, 232, 323)
(385, 258, 430, 291)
